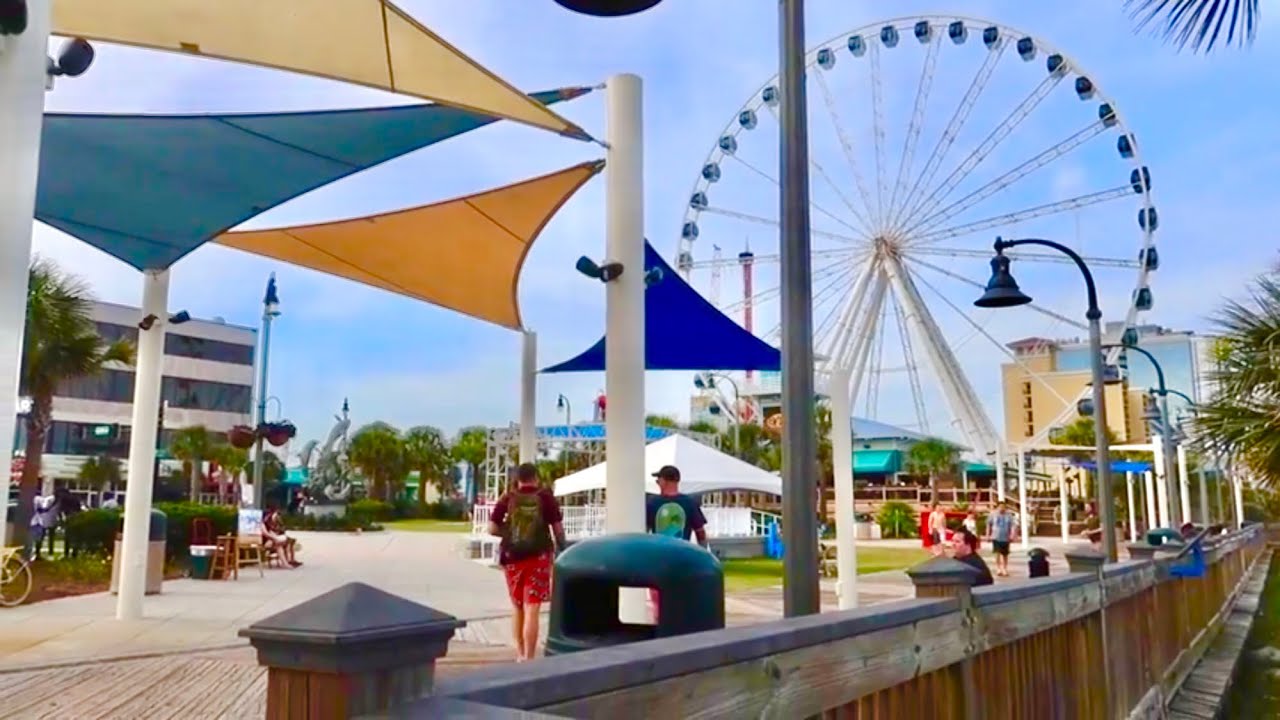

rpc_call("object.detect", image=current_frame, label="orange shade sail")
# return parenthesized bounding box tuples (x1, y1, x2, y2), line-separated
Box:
(215, 161, 604, 330)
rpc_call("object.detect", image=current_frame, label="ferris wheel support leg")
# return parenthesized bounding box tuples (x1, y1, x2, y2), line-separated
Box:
(828, 366, 857, 610)
(882, 255, 999, 457)
(823, 257, 879, 370)
(604, 73, 646, 623)
(519, 331, 538, 464)
(845, 272, 889, 395)
(1017, 452, 1029, 551)
(0, 1, 50, 545)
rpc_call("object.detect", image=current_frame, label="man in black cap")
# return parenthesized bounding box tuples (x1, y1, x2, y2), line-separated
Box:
(646, 465, 707, 547)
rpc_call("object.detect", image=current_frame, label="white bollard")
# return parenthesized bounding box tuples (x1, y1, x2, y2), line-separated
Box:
(827, 367, 856, 610)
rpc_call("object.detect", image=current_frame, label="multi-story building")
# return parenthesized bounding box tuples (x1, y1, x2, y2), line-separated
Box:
(12, 301, 257, 484)
(1000, 323, 1208, 447)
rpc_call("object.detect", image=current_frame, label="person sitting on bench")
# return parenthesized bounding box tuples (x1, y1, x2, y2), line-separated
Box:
(262, 505, 301, 567)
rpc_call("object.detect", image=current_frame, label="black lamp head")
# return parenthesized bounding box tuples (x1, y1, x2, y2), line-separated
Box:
(552, 0, 663, 16)
(974, 250, 1032, 308)
(575, 256, 624, 282)
(53, 38, 94, 77)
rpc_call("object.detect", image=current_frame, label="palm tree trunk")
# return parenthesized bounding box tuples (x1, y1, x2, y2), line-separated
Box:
(13, 396, 54, 547)
(417, 469, 429, 512)
(189, 458, 202, 503)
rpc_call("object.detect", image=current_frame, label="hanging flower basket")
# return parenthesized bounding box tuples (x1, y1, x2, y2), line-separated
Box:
(262, 421, 297, 447)
(228, 425, 256, 449)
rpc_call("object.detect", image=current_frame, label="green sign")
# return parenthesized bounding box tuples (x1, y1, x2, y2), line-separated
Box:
(91, 424, 114, 438)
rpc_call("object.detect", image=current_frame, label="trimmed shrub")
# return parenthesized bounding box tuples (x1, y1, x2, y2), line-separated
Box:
(64, 502, 239, 565)
(282, 512, 382, 532)
(876, 501, 919, 539)
(348, 499, 395, 525)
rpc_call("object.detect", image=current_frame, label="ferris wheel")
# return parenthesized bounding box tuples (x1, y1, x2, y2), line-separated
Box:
(677, 17, 1159, 457)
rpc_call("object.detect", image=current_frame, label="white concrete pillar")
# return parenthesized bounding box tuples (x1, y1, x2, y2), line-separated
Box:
(116, 270, 170, 621)
(827, 368, 856, 609)
(1057, 463, 1069, 544)
(604, 74, 646, 623)
(1016, 452, 1029, 550)
(995, 446, 1006, 503)
(0, 0, 51, 541)
(1125, 471, 1137, 542)
(1176, 443, 1191, 527)
(1232, 474, 1245, 529)
(1143, 470, 1157, 534)
(1152, 437, 1170, 527)
(519, 331, 537, 464)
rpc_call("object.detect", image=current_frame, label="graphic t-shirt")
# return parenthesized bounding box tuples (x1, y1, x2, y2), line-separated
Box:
(645, 493, 707, 542)
(491, 486, 563, 564)
(991, 512, 1015, 542)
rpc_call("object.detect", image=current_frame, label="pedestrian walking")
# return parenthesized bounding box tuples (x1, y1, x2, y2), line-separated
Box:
(987, 501, 1018, 577)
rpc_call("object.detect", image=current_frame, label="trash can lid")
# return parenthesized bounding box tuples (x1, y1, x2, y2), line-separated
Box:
(555, 533, 721, 584)
(1027, 548, 1049, 558)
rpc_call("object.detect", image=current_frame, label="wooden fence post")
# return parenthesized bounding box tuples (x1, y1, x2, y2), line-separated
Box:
(239, 582, 464, 719)
(908, 558, 981, 720)
(1065, 547, 1113, 718)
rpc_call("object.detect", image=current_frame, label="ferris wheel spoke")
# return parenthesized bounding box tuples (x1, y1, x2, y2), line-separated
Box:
(905, 71, 1068, 228)
(883, 255, 1001, 455)
(903, 254, 1089, 331)
(891, 292, 931, 434)
(864, 299, 889, 418)
(812, 265, 867, 353)
(869, 41, 890, 230)
(682, 247, 864, 271)
(818, 256, 881, 369)
(724, 155, 872, 240)
(911, 269, 1075, 409)
(700, 206, 870, 246)
(886, 32, 942, 232)
(895, 41, 1006, 231)
(908, 186, 1132, 247)
(812, 70, 881, 231)
(844, 270, 890, 396)
(720, 252, 858, 318)
(912, 246, 1138, 270)
(765, 261, 860, 345)
(904, 121, 1111, 239)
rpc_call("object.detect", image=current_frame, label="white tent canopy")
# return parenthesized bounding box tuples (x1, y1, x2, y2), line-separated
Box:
(553, 435, 782, 498)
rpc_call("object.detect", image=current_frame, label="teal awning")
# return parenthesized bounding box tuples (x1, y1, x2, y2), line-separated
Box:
(35, 88, 588, 270)
(964, 462, 996, 474)
(853, 450, 901, 474)
(284, 467, 308, 485)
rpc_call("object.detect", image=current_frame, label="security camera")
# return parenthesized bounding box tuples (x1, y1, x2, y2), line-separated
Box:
(47, 37, 94, 84)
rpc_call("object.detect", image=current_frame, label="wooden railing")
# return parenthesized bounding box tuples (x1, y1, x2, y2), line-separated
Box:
(239, 525, 1266, 719)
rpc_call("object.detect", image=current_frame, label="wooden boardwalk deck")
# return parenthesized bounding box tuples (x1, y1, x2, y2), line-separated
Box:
(1168, 549, 1272, 720)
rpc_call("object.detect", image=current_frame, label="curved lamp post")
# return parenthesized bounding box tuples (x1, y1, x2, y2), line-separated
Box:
(694, 372, 742, 457)
(1104, 342, 1180, 527)
(252, 274, 281, 509)
(976, 236, 1117, 562)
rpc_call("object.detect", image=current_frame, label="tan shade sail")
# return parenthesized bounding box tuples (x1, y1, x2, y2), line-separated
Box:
(53, 0, 589, 139)
(215, 161, 604, 330)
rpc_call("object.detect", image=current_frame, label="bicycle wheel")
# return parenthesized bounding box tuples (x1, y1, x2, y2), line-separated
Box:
(0, 554, 33, 607)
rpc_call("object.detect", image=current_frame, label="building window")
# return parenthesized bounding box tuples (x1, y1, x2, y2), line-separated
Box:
(57, 369, 135, 403)
(164, 333, 255, 366)
(1021, 381, 1032, 395)
(1024, 424, 1035, 437)
(95, 322, 139, 347)
(1024, 410, 1034, 423)
(161, 377, 252, 414)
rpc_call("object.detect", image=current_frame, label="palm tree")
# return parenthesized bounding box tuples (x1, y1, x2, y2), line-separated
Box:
(168, 425, 215, 502)
(348, 422, 407, 501)
(1193, 273, 1280, 487)
(905, 437, 960, 497)
(210, 444, 250, 505)
(450, 426, 488, 472)
(1127, 0, 1258, 53)
(77, 454, 123, 494)
(645, 414, 679, 428)
(16, 259, 134, 543)
(403, 425, 453, 508)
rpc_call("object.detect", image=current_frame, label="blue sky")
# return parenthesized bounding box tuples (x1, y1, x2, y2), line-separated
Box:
(33, 1, 1280, 449)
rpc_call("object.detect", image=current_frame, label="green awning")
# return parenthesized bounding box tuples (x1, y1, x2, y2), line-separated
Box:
(964, 463, 996, 474)
(853, 450, 901, 475)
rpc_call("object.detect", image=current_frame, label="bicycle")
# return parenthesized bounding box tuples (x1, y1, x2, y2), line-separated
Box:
(0, 546, 33, 607)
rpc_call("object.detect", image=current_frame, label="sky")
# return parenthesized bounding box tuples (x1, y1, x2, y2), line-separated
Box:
(32, 1, 1280, 453)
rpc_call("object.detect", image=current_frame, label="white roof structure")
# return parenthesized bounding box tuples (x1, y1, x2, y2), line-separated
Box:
(553, 435, 782, 498)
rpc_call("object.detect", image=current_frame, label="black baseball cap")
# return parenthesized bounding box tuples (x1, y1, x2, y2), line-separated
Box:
(651, 465, 681, 481)
(515, 463, 539, 482)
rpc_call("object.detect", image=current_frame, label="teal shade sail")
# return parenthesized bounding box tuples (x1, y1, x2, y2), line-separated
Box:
(35, 88, 588, 270)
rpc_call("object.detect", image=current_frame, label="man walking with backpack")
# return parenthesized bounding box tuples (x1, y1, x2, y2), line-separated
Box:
(488, 463, 566, 661)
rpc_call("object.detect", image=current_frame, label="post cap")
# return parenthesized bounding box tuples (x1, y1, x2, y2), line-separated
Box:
(239, 582, 464, 674)
(1064, 547, 1107, 573)
(1126, 542, 1159, 561)
(907, 557, 983, 588)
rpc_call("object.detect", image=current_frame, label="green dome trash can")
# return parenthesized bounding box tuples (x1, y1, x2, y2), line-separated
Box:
(545, 533, 724, 656)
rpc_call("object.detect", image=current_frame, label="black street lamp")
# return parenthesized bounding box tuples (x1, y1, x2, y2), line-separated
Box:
(1104, 342, 1181, 527)
(551, 0, 663, 16)
(976, 237, 1118, 562)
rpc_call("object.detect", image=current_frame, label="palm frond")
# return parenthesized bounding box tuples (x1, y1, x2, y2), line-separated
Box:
(1126, 0, 1259, 53)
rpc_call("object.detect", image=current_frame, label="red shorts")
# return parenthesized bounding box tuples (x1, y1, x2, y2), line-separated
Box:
(503, 553, 552, 608)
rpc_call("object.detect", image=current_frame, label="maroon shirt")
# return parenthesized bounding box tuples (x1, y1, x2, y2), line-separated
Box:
(491, 485, 563, 563)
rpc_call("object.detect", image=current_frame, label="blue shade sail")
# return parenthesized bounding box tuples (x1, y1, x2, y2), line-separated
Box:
(541, 242, 782, 373)
(35, 88, 588, 271)
(1072, 460, 1153, 473)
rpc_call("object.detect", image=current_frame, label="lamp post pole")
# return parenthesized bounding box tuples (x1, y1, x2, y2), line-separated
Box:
(252, 275, 281, 510)
(1106, 343, 1179, 527)
(982, 237, 1117, 562)
(697, 372, 742, 457)
(778, 0, 819, 616)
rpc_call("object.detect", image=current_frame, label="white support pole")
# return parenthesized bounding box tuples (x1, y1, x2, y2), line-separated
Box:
(828, 367, 857, 609)
(519, 331, 538, 464)
(117, 270, 170, 621)
(1125, 471, 1137, 543)
(1152, 439, 1170, 528)
(995, 447, 1006, 503)
(604, 74, 646, 623)
(1016, 452, 1029, 550)
(0, 0, 52, 545)
(1232, 473, 1245, 530)
(1057, 463, 1069, 544)
(1176, 443, 1191, 527)
(1197, 463, 1210, 527)
(1152, 468, 1162, 530)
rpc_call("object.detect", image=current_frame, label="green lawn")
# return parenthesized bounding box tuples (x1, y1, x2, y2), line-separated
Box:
(722, 546, 928, 592)
(384, 518, 472, 533)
